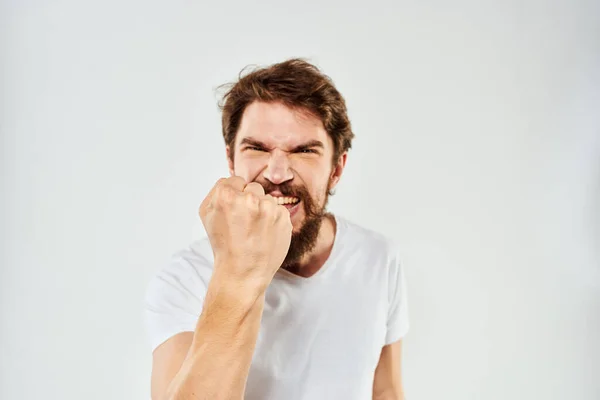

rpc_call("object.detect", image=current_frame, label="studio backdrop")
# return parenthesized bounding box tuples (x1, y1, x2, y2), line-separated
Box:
(1, 1, 599, 399)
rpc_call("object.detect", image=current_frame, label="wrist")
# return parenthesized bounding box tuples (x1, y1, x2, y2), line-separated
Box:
(206, 264, 268, 316)
(212, 256, 271, 296)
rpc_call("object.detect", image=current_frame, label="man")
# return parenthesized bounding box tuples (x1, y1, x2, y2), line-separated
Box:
(144, 58, 409, 400)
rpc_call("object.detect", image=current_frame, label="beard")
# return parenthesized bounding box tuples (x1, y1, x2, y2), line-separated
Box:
(257, 179, 331, 270)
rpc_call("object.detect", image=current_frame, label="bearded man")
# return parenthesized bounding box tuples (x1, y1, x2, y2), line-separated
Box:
(144, 58, 410, 400)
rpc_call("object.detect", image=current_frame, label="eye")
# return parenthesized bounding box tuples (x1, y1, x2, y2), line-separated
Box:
(246, 146, 266, 152)
(297, 148, 318, 154)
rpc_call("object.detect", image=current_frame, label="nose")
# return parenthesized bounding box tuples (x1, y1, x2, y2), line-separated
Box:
(262, 149, 293, 185)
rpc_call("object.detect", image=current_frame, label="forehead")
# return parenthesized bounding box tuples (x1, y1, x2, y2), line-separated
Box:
(235, 101, 331, 149)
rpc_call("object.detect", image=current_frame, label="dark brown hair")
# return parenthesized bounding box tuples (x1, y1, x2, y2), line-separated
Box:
(218, 58, 355, 164)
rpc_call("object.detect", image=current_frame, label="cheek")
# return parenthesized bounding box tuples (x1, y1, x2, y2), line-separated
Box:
(292, 157, 329, 179)
(306, 177, 331, 205)
(233, 154, 266, 179)
(293, 162, 332, 197)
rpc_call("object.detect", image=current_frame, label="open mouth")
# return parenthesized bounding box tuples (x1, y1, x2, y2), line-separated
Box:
(273, 196, 299, 205)
(273, 196, 301, 214)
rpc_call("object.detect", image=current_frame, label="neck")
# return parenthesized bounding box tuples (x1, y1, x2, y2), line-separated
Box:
(285, 213, 337, 278)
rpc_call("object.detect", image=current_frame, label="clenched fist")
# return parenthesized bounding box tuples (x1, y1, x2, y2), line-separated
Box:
(199, 176, 293, 292)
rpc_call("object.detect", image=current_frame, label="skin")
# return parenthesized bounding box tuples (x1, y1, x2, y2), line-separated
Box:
(227, 101, 343, 276)
(150, 101, 405, 400)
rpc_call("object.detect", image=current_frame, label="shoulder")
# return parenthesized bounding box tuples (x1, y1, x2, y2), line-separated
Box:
(145, 237, 215, 305)
(334, 215, 406, 309)
(335, 214, 400, 262)
(144, 238, 214, 352)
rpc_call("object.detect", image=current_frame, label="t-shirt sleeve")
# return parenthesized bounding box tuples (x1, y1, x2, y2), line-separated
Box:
(143, 251, 209, 352)
(385, 250, 410, 345)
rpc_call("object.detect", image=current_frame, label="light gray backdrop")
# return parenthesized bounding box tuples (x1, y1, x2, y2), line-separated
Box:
(1, 1, 599, 399)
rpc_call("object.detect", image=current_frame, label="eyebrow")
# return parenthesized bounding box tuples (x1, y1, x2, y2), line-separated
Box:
(292, 140, 324, 152)
(239, 137, 324, 152)
(239, 138, 269, 149)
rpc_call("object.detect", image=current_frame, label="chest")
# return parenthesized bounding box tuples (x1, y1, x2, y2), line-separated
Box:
(245, 278, 389, 399)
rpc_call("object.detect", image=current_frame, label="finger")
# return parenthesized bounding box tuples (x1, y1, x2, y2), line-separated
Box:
(207, 177, 227, 197)
(259, 194, 278, 214)
(200, 177, 227, 214)
(259, 194, 281, 220)
(223, 175, 247, 192)
(263, 194, 277, 204)
(243, 182, 265, 197)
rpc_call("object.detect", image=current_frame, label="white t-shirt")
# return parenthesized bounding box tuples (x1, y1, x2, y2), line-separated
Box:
(144, 214, 409, 400)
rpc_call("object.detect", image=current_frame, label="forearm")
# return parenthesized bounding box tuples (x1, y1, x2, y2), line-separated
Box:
(165, 272, 265, 400)
(373, 387, 405, 400)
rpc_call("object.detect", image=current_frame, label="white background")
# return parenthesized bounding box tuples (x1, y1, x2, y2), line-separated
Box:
(1, 1, 599, 399)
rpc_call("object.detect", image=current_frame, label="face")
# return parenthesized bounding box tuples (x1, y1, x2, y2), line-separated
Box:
(227, 101, 347, 268)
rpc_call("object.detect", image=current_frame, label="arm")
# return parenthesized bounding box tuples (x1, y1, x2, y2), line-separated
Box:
(372, 340, 405, 400)
(149, 176, 291, 400)
(151, 271, 265, 400)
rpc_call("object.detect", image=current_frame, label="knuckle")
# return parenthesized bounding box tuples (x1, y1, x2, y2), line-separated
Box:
(260, 199, 277, 218)
(261, 197, 275, 210)
(231, 176, 245, 186)
(213, 178, 227, 192)
(243, 192, 260, 211)
(244, 191, 258, 202)
(247, 182, 265, 195)
(216, 185, 236, 205)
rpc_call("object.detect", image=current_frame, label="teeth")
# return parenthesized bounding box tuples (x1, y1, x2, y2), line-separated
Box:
(274, 197, 299, 205)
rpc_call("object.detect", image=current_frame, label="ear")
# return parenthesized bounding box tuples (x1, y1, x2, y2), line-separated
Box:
(328, 152, 348, 192)
(226, 146, 235, 176)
